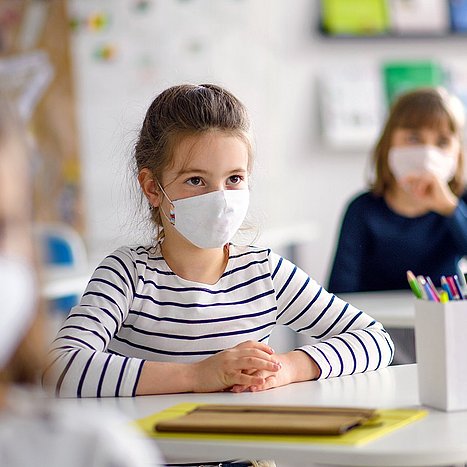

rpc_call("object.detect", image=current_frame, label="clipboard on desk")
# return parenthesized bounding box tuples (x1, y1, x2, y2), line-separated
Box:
(134, 403, 428, 446)
(155, 404, 378, 436)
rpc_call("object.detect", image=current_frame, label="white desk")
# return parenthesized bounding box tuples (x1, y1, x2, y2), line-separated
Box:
(340, 290, 415, 329)
(53, 364, 467, 466)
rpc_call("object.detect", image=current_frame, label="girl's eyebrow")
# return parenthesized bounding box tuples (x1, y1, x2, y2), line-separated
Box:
(177, 168, 209, 176)
(227, 168, 247, 174)
(177, 167, 247, 176)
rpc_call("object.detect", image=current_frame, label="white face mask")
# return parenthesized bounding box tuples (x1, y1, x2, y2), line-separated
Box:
(0, 256, 36, 368)
(158, 186, 250, 249)
(388, 145, 457, 184)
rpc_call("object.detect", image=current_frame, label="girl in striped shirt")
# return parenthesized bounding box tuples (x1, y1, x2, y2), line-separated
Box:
(46, 84, 394, 398)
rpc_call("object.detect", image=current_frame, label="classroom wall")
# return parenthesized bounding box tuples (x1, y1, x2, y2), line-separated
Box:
(70, 0, 467, 284)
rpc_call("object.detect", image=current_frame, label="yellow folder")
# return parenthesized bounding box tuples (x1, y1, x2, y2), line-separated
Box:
(134, 403, 428, 446)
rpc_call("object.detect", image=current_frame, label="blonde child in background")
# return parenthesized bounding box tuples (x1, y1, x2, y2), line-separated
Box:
(329, 87, 466, 293)
(0, 97, 164, 467)
(328, 87, 467, 363)
(45, 83, 394, 400)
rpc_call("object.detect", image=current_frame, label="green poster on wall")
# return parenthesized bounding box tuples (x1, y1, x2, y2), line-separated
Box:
(382, 61, 445, 104)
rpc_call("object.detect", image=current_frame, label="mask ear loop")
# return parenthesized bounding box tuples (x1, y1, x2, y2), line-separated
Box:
(156, 180, 176, 225)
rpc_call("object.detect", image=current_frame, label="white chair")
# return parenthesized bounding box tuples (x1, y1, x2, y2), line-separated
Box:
(34, 223, 89, 313)
(34, 222, 88, 270)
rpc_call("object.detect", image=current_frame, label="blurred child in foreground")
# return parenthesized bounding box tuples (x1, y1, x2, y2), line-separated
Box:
(0, 96, 164, 467)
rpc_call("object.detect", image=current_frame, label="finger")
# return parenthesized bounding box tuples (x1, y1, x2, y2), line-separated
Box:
(231, 371, 276, 392)
(403, 172, 433, 183)
(400, 177, 417, 194)
(401, 174, 431, 191)
(235, 340, 275, 354)
(225, 347, 281, 370)
(235, 347, 281, 363)
(401, 173, 421, 184)
(403, 178, 429, 197)
(231, 370, 272, 392)
(229, 370, 271, 392)
(234, 356, 282, 373)
(250, 375, 277, 392)
(413, 182, 431, 197)
(230, 384, 249, 393)
(229, 372, 266, 388)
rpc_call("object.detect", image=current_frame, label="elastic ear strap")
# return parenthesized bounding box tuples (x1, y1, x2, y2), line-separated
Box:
(155, 180, 175, 225)
(155, 180, 173, 204)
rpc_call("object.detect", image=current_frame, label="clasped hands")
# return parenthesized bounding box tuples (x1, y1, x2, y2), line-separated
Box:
(191, 340, 318, 393)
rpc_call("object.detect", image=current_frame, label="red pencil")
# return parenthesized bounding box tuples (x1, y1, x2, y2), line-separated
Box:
(446, 276, 460, 300)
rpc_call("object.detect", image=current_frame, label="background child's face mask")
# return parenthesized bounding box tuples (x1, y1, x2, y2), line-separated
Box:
(0, 256, 36, 368)
(388, 145, 458, 184)
(159, 187, 250, 249)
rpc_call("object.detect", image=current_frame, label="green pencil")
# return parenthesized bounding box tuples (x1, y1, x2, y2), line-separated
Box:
(406, 270, 423, 299)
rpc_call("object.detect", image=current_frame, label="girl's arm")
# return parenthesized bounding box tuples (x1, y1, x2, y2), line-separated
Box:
(328, 196, 368, 293)
(277, 253, 394, 378)
(270, 254, 392, 388)
(230, 253, 394, 393)
(44, 248, 144, 397)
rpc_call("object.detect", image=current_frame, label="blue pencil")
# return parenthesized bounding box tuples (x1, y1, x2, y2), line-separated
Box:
(425, 276, 440, 302)
(418, 276, 436, 301)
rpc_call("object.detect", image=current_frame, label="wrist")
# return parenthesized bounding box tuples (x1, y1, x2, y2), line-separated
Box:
(136, 361, 198, 395)
(186, 361, 201, 392)
(284, 350, 320, 383)
(436, 196, 458, 216)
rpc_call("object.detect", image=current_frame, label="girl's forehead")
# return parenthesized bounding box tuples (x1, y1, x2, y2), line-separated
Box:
(394, 105, 457, 133)
(169, 132, 249, 171)
(395, 121, 455, 135)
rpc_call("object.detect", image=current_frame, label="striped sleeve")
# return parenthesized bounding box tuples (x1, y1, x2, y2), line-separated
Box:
(269, 252, 394, 378)
(44, 248, 145, 397)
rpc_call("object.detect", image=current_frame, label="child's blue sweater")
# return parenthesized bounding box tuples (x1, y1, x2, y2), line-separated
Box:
(328, 191, 467, 293)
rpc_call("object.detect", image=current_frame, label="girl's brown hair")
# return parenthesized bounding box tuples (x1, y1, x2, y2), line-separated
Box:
(370, 87, 465, 196)
(133, 84, 253, 236)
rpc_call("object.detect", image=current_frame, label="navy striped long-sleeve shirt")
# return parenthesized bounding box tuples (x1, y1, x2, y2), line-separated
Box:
(46, 244, 394, 397)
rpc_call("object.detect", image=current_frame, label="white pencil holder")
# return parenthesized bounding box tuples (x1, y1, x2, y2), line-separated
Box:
(415, 300, 467, 411)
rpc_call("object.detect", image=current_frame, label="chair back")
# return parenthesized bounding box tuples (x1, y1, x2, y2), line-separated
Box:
(34, 223, 88, 314)
(34, 223, 87, 270)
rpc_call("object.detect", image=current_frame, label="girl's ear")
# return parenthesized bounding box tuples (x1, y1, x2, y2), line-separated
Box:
(138, 168, 161, 207)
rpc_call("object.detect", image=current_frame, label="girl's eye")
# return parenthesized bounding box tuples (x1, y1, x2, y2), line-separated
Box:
(406, 133, 421, 144)
(227, 175, 243, 185)
(186, 177, 203, 186)
(437, 137, 451, 148)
